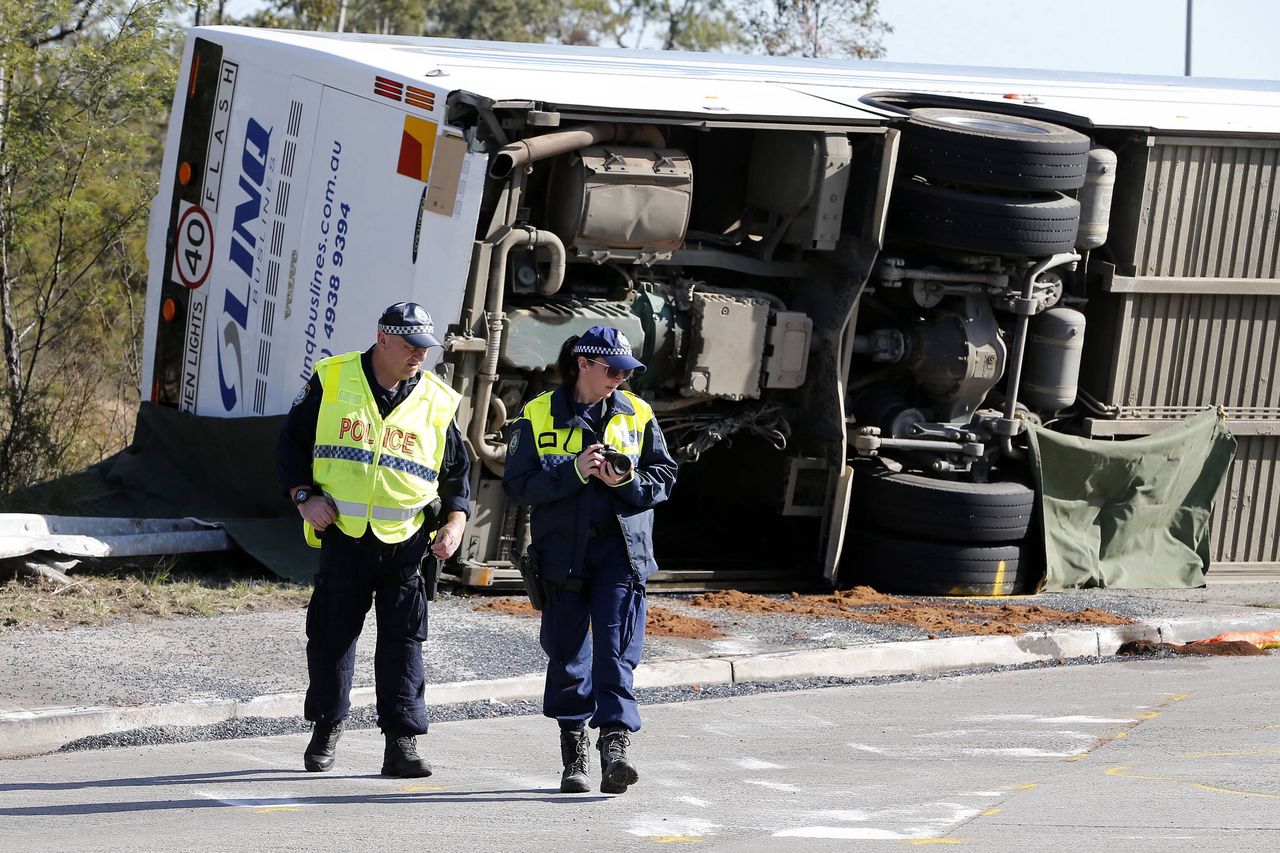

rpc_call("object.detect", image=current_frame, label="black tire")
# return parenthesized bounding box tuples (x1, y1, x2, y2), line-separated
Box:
(846, 530, 1035, 597)
(889, 181, 1081, 256)
(855, 468, 1035, 543)
(898, 108, 1091, 192)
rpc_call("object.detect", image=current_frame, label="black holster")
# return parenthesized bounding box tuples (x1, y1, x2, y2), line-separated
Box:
(420, 553, 442, 601)
(519, 550, 547, 611)
(418, 498, 445, 601)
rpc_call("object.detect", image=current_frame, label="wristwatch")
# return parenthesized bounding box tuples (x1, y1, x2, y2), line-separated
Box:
(293, 487, 314, 505)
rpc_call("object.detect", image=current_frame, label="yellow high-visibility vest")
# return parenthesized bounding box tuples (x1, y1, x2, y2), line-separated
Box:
(521, 389, 652, 475)
(305, 351, 461, 547)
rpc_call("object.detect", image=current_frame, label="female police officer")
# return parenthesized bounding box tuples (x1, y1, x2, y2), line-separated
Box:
(503, 325, 677, 795)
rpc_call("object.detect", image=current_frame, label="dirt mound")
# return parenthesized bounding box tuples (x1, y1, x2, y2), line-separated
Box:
(1118, 639, 1268, 657)
(474, 598, 538, 617)
(690, 588, 1134, 638)
(646, 607, 724, 639)
(473, 597, 724, 639)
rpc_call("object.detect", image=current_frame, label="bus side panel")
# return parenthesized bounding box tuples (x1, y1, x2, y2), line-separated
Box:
(277, 86, 479, 402)
(145, 32, 484, 417)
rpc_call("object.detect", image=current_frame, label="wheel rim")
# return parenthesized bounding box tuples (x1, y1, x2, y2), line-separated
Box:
(931, 114, 1052, 136)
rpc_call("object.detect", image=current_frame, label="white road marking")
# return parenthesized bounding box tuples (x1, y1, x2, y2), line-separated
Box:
(743, 779, 801, 793)
(734, 757, 783, 770)
(847, 742, 1085, 759)
(776, 803, 982, 841)
(847, 743, 888, 754)
(626, 816, 720, 837)
(962, 747, 1082, 758)
(196, 791, 307, 810)
(916, 729, 1094, 741)
(964, 714, 1133, 724)
(679, 796, 711, 807)
(775, 827, 909, 840)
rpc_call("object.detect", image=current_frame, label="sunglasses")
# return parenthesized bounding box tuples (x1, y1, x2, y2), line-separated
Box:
(587, 359, 634, 380)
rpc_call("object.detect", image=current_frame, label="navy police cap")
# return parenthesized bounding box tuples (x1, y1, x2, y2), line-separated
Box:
(573, 325, 645, 373)
(379, 301, 441, 349)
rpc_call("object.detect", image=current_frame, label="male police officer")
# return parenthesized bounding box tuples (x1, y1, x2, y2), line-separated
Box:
(277, 302, 470, 777)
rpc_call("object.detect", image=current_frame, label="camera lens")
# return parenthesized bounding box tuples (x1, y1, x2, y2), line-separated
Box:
(602, 449, 633, 474)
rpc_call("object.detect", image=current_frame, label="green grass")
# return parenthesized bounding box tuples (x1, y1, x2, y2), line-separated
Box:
(0, 553, 311, 631)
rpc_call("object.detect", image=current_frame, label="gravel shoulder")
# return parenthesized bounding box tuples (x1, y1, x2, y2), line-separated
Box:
(2, 582, 1276, 714)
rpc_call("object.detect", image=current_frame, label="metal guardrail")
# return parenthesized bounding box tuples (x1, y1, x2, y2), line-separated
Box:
(0, 514, 231, 561)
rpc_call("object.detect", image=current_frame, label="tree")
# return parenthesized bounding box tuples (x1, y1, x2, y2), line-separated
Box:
(0, 0, 179, 499)
(600, 1, 744, 51)
(739, 0, 890, 58)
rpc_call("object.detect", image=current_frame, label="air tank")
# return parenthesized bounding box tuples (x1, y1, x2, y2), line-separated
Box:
(1076, 146, 1116, 251)
(1020, 307, 1087, 411)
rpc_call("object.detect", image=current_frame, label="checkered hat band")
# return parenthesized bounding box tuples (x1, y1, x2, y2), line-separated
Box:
(574, 344, 631, 357)
(380, 322, 434, 336)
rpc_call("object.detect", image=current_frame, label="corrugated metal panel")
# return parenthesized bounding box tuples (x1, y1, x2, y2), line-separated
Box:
(1112, 292, 1280, 416)
(1138, 142, 1280, 279)
(1212, 435, 1280, 564)
(1103, 140, 1280, 417)
(1090, 139, 1280, 566)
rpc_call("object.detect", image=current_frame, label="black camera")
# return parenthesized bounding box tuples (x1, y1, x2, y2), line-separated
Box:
(599, 445, 633, 475)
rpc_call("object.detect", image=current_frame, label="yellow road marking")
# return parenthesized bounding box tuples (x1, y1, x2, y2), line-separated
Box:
(1105, 765, 1182, 782)
(906, 840, 966, 845)
(649, 837, 704, 844)
(1180, 749, 1280, 758)
(1135, 711, 1160, 719)
(1013, 783, 1039, 790)
(980, 807, 1003, 817)
(401, 784, 448, 792)
(1107, 766, 1280, 799)
(1193, 783, 1280, 799)
(1165, 693, 1189, 702)
(252, 806, 303, 813)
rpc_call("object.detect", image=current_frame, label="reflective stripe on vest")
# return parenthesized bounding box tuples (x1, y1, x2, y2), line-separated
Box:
(520, 390, 653, 473)
(306, 351, 461, 547)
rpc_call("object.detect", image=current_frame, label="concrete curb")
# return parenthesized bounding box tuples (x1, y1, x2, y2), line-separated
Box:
(3, 613, 1278, 760)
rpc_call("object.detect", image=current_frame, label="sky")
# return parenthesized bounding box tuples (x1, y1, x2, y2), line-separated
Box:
(878, 0, 1280, 80)
(218, 0, 1280, 82)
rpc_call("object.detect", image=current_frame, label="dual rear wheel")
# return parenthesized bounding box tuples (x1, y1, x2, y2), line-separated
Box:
(889, 107, 1091, 256)
(846, 467, 1039, 596)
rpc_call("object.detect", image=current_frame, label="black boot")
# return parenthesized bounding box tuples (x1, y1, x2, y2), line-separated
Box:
(597, 727, 639, 794)
(381, 734, 433, 778)
(304, 721, 343, 772)
(559, 727, 591, 793)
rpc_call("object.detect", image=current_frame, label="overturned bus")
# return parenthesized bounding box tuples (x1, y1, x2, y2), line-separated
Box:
(143, 27, 1280, 591)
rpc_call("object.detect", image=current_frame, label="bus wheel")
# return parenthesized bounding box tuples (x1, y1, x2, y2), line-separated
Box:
(889, 181, 1081, 256)
(898, 108, 1091, 192)
(846, 530, 1036, 597)
(853, 468, 1035, 543)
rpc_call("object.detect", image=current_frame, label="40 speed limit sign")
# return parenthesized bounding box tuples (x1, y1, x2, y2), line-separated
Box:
(171, 200, 214, 289)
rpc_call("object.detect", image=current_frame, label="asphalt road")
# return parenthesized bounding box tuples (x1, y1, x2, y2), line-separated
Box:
(2, 655, 1277, 852)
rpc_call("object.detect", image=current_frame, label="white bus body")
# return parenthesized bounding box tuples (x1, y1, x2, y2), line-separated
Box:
(144, 28, 1280, 586)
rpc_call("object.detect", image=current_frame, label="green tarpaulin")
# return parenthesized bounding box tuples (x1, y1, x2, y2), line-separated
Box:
(1026, 409, 1236, 590)
(18, 403, 319, 583)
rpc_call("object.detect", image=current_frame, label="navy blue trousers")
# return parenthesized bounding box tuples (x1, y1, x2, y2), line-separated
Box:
(540, 535, 648, 732)
(304, 527, 430, 736)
